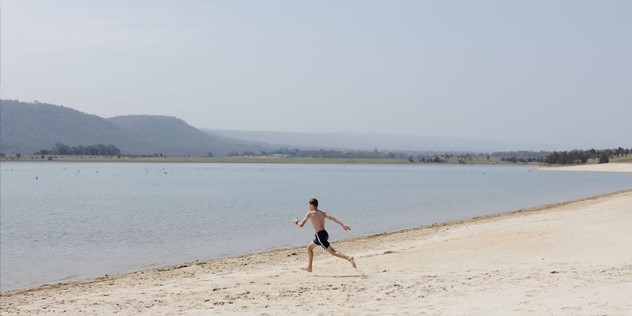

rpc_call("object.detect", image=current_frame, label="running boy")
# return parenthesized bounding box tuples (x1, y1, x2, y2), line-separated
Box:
(292, 198, 356, 272)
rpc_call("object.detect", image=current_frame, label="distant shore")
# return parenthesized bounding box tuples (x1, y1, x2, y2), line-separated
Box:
(4, 153, 631, 166)
(0, 155, 529, 165)
(0, 156, 486, 164)
(1, 155, 409, 164)
(2, 190, 631, 314)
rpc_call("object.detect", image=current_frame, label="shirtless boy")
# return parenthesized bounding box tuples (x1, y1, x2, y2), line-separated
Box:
(292, 198, 356, 272)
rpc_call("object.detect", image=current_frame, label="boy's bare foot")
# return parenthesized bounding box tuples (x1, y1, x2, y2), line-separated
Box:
(349, 257, 356, 269)
(301, 267, 312, 272)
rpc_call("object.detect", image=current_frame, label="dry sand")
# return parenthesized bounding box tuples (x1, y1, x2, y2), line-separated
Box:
(2, 190, 632, 315)
(536, 162, 632, 173)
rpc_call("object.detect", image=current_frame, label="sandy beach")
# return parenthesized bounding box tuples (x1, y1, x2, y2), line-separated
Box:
(1, 189, 631, 315)
(536, 162, 632, 173)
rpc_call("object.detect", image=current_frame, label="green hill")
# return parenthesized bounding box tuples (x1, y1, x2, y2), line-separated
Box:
(0, 100, 258, 156)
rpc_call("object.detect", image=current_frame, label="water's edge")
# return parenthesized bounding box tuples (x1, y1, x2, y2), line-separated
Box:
(3, 189, 628, 295)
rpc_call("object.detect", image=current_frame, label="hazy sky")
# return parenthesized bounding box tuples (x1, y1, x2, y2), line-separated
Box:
(2, 1, 631, 149)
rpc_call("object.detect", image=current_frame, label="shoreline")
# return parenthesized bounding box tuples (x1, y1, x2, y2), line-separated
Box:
(2, 190, 625, 295)
(4, 156, 632, 169)
(2, 189, 631, 314)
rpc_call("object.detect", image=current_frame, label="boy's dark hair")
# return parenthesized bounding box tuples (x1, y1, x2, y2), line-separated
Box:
(309, 198, 318, 207)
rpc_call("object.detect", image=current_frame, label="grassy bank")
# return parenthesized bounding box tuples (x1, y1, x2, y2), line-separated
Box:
(1, 155, 522, 165)
(1, 155, 410, 164)
(4, 154, 629, 165)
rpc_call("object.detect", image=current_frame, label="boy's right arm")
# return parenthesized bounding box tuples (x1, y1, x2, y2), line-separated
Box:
(293, 212, 311, 228)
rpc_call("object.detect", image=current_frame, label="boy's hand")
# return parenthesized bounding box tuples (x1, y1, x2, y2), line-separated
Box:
(342, 224, 351, 231)
(291, 217, 299, 225)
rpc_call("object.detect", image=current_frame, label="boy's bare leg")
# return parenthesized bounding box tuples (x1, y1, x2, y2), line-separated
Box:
(326, 246, 357, 268)
(301, 242, 317, 272)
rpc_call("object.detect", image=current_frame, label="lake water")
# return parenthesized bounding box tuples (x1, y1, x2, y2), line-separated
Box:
(1, 162, 630, 291)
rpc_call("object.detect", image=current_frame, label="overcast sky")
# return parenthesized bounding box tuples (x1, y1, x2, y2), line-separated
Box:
(1, 1, 631, 149)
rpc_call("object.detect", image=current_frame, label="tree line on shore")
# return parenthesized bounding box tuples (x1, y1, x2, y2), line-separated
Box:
(544, 147, 630, 165)
(34, 142, 121, 157)
(226, 147, 630, 165)
(3, 142, 629, 165)
(228, 148, 550, 164)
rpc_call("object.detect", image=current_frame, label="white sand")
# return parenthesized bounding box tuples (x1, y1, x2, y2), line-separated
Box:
(2, 190, 631, 315)
(536, 162, 632, 173)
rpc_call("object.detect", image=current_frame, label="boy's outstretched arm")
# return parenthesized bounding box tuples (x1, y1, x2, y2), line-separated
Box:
(292, 212, 311, 228)
(325, 213, 351, 231)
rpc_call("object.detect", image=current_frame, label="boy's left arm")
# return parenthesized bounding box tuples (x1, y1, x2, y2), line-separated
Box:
(325, 212, 351, 231)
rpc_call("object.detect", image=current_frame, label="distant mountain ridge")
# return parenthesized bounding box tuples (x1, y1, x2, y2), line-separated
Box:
(0, 100, 259, 156)
(203, 129, 548, 152)
(1, 99, 556, 156)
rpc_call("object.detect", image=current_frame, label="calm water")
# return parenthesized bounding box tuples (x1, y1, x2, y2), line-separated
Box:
(1, 162, 630, 291)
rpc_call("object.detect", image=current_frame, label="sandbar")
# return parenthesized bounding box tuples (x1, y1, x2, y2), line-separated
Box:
(536, 162, 632, 173)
